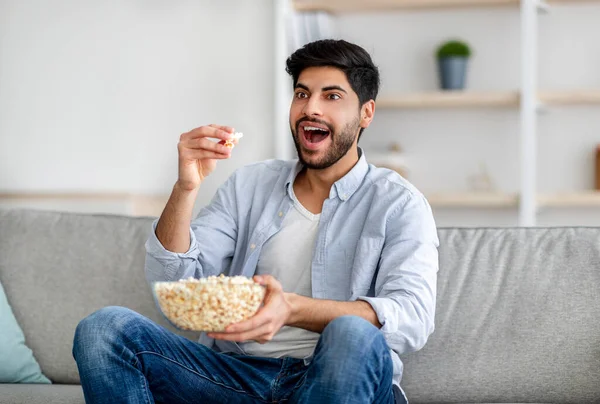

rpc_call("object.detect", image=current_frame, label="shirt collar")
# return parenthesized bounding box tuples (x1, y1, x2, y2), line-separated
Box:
(284, 148, 369, 202)
(284, 161, 304, 200)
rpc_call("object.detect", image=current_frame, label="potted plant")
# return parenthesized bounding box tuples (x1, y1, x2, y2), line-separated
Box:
(436, 39, 472, 90)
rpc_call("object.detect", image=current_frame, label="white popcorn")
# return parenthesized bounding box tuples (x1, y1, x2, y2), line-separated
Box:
(224, 132, 243, 149)
(153, 274, 265, 332)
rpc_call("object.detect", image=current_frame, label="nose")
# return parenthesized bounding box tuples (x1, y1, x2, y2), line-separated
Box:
(302, 95, 323, 117)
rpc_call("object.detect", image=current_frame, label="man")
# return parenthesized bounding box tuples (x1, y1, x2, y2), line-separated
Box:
(73, 39, 439, 404)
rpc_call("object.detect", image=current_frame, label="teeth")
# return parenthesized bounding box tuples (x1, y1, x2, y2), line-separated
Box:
(304, 126, 327, 132)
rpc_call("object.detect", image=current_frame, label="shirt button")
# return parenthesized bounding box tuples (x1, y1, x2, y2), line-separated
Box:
(278, 211, 283, 217)
(250, 244, 256, 250)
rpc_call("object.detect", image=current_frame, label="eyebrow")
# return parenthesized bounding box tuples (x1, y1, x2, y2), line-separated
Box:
(295, 83, 348, 94)
(322, 85, 347, 94)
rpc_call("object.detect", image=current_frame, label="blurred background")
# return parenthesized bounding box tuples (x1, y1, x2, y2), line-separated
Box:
(2, 0, 600, 227)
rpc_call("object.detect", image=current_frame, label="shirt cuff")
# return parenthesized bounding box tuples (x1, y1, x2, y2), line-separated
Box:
(357, 295, 394, 335)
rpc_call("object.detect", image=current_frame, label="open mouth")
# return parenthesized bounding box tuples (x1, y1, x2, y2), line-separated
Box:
(299, 122, 331, 148)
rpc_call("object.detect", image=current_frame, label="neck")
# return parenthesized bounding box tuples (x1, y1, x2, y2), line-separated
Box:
(300, 147, 360, 196)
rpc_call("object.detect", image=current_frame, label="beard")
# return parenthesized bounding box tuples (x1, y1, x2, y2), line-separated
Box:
(291, 116, 360, 170)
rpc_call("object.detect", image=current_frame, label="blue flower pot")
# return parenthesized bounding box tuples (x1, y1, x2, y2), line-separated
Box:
(438, 56, 468, 90)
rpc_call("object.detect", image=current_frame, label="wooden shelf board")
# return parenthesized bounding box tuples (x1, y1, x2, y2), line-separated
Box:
(0, 192, 168, 204)
(426, 191, 600, 208)
(539, 90, 600, 105)
(0, 192, 133, 201)
(0, 192, 169, 216)
(376, 90, 600, 109)
(377, 91, 520, 109)
(293, 0, 519, 12)
(427, 192, 519, 208)
(293, 0, 600, 12)
(538, 191, 600, 207)
(550, 0, 600, 5)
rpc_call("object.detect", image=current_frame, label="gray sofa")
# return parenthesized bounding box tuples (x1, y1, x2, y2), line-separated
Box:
(0, 208, 598, 403)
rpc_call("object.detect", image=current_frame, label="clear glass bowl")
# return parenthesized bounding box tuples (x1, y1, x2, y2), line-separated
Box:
(152, 279, 266, 332)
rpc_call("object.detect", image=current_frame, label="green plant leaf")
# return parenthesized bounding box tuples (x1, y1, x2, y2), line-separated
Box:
(436, 40, 472, 58)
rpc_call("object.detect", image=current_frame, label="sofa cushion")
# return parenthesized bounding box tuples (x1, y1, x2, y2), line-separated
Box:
(400, 227, 600, 403)
(0, 209, 199, 385)
(0, 281, 50, 384)
(0, 384, 84, 404)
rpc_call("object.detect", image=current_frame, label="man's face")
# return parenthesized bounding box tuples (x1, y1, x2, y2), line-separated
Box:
(289, 66, 362, 170)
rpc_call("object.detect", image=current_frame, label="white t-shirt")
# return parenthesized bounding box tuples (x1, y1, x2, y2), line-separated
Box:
(239, 188, 321, 359)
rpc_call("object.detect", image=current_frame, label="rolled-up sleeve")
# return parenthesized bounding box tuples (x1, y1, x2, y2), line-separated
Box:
(144, 174, 239, 283)
(358, 194, 439, 355)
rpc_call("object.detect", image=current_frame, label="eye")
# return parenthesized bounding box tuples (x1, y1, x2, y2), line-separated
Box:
(295, 91, 308, 99)
(327, 93, 341, 100)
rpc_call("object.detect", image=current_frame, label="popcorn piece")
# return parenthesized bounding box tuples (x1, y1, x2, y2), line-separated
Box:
(153, 274, 264, 332)
(224, 132, 243, 149)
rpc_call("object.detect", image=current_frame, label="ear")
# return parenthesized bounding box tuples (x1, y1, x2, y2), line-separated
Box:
(359, 100, 375, 129)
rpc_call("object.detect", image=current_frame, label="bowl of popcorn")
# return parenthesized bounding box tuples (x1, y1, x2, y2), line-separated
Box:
(152, 275, 265, 332)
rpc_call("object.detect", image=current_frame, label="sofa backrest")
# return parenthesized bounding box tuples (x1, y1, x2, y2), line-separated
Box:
(0, 209, 199, 384)
(400, 227, 600, 403)
(1, 210, 599, 402)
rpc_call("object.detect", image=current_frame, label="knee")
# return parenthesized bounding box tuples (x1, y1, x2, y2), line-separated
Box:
(316, 316, 393, 387)
(74, 306, 139, 340)
(73, 306, 140, 358)
(321, 316, 388, 358)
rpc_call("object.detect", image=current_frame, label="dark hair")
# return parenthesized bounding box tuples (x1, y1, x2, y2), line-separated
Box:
(285, 39, 380, 139)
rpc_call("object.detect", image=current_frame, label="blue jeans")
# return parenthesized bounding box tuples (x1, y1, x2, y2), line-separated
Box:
(72, 306, 398, 404)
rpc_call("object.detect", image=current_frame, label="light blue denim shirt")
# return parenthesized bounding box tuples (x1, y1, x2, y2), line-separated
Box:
(145, 149, 439, 397)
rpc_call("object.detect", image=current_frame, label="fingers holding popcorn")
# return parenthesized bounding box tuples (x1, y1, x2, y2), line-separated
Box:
(224, 132, 243, 149)
(180, 137, 232, 156)
(176, 125, 243, 188)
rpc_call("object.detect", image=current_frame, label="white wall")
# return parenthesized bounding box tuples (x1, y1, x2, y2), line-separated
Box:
(3, 1, 600, 227)
(334, 4, 600, 226)
(0, 0, 275, 214)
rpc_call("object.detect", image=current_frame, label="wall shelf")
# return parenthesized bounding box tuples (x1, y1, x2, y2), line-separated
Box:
(292, 0, 519, 13)
(0, 192, 131, 200)
(539, 90, 600, 105)
(426, 191, 600, 209)
(377, 91, 520, 109)
(427, 192, 519, 208)
(538, 191, 600, 207)
(376, 90, 600, 109)
(0, 192, 168, 217)
(284, 2, 600, 225)
(292, 0, 599, 13)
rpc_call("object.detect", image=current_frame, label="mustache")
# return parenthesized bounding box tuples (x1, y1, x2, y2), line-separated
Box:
(295, 117, 334, 134)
